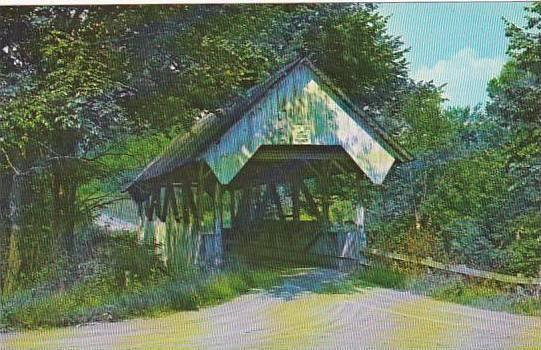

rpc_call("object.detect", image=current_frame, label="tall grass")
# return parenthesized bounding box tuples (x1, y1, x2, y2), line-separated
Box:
(355, 265, 410, 289)
(319, 264, 541, 317)
(0, 226, 287, 331)
(430, 280, 541, 316)
(0, 268, 283, 330)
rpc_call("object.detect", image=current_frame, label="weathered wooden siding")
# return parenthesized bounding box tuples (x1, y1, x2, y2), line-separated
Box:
(203, 63, 395, 185)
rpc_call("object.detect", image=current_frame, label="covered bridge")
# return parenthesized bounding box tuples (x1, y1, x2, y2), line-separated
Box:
(126, 57, 412, 268)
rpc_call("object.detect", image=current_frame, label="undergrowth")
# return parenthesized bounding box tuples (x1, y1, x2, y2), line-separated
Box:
(0, 268, 283, 330)
(319, 264, 541, 317)
(0, 230, 284, 331)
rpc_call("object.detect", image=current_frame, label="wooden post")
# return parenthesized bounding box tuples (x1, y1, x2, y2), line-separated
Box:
(291, 181, 300, 222)
(214, 182, 223, 236)
(229, 188, 236, 228)
(355, 205, 366, 262)
(145, 187, 161, 222)
(192, 163, 205, 264)
(213, 181, 223, 266)
(136, 200, 145, 241)
(143, 189, 160, 245)
(254, 185, 270, 221)
(181, 183, 191, 225)
(243, 186, 253, 224)
(320, 166, 331, 226)
(161, 184, 180, 222)
(196, 164, 205, 231)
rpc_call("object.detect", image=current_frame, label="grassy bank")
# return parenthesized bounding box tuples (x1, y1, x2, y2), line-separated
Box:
(320, 265, 541, 317)
(0, 228, 286, 331)
(0, 267, 283, 330)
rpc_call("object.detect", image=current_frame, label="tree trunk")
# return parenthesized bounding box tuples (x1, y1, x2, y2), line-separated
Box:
(3, 173, 32, 296)
(51, 166, 77, 259)
(0, 172, 13, 294)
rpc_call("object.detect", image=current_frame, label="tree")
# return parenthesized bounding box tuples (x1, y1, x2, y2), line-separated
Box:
(0, 8, 137, 293)
(485, 3, 541, 277)
(305, 6, 408, 110)
(487, 3, 541, 200)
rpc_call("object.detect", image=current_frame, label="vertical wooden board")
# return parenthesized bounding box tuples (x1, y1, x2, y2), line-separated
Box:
(291, 181, 300, 222)
(214, 183, 223, 232)
(204, 63, 396, 185)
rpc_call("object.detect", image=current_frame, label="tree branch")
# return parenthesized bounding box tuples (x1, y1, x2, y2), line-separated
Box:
(0, 146, 20, 175)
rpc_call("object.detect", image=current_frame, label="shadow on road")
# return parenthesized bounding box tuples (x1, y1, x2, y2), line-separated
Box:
(266, 268, 346, 300)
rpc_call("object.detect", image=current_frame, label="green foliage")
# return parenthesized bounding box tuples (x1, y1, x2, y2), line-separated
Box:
(423, 152, 508, 223)
(1, 13, 126, 153)
(103, 233, 168, 290)
(395, 86, 453, 155)
(0, 262, 283, 329)
(505, 2, 541, 76)
(306, 7, 407, 106)
(2, 277, 118, 328)
(505, 213, 541, 277)
(430, 280, 501, 306)
(486, 3, 541, 126)
(355, 265, 410, 289)
(198, 273, 250, 306)
(173, 7, 278, 108)
(410, 151, 511, 269)
(429, 279, 540, 316)
(321, 267, 540, 317)
(366, 3, 540, 280)
(442, 218, 494, 266)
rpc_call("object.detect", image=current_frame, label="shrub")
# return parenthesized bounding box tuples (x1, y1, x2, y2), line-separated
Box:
(505, 213, 541, 277)
(1, 266, 283, 330)
(443, 217, 495, 268)
(103, 232, 168, 290)
(357, 265, 410, 289)
(430, 280, 501, 305)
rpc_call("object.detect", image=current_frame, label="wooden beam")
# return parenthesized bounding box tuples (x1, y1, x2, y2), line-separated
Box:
(212, 181, 224, 266)
(238, 187, 254, 227)
(214, 181, 223, 236)
(195, 163, 204, 230)
(229, 189, 236, 228)
(319, 164, 331, 224)
(230, 159, 307, 189)
(161, 184, 180, 222)
(203, 168, 212, 180)
(254, 186, 271, 221)
(291, 181, 300, 222)
(303, 161, 322, 178)
(145, 187, 161, 221)
(159, 186, 170, 222)
(332, 159, 349, 176)
(181, 183, 191, 225)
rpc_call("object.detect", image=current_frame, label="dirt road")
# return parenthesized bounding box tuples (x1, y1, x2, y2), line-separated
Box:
(2, 268, 540, 350)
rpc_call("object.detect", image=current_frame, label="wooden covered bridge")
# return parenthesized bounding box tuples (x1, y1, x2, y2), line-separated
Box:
(125, 57, 412, 268)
